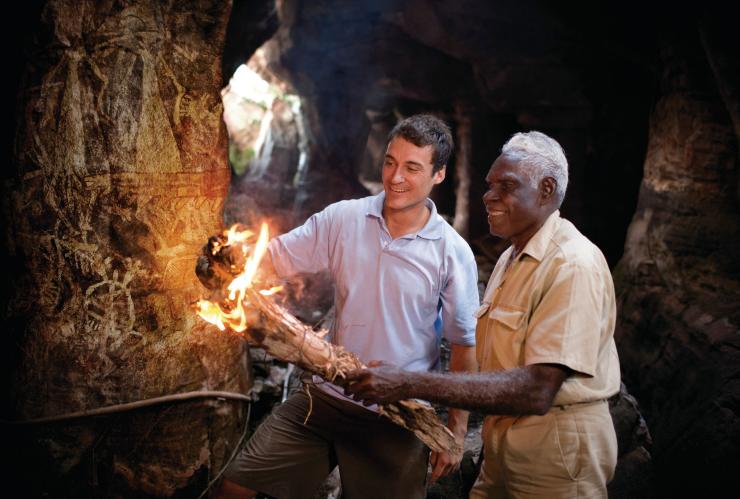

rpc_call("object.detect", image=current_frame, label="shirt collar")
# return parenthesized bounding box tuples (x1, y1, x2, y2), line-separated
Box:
(366, 192, 385, 218)
(519, 210, 561, 262)
(366, 192, 444, 240)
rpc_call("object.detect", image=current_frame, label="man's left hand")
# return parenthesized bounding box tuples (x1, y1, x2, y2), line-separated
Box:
(344, 361, 410, 405)
(429, 444, 464, 484)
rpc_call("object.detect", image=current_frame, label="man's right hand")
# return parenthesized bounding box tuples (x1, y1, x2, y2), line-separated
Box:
(344, 361, 412, 405)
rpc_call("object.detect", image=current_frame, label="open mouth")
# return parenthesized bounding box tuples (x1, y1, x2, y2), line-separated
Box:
(390, 187, 411, 193)
(487, 209, 505, 218)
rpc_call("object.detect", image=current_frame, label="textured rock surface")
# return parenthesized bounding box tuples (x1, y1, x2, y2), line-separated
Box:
(607, 384, 655, 499)
(4, 1, 248, 496)
(614, 15, 740, 498)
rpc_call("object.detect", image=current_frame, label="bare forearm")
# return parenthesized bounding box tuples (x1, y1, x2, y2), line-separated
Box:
(446, 344, 477, 436)
(345, 362, 568, 415)
(403, 365, 567, 416)
(446, 407, 469, 441)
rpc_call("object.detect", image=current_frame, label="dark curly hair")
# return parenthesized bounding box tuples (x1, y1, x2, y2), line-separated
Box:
(387, 114, 454, 174)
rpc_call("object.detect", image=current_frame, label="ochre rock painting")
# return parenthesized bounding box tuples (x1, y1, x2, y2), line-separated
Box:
(7, 1, 246, 496)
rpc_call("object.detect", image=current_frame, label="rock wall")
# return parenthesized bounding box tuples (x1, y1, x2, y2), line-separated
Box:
(614, 14, 740, 497)
(4, 1, 247, 496)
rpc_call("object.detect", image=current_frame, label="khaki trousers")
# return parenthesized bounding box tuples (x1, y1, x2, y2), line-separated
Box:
(470, 400, 617, 499)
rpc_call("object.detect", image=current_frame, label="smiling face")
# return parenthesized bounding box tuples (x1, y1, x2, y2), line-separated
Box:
(483, 154, 555, 250)
(382, 137, 446, 214)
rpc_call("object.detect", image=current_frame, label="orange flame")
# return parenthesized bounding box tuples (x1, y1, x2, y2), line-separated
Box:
(196, 222, 276, 333)
(194, 300, 227, 331)
(260, 285, 283, 296)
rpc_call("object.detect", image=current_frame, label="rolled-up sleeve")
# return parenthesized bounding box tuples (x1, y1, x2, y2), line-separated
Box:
(268, 206, 334, 277)
(439, 246, 479, 346)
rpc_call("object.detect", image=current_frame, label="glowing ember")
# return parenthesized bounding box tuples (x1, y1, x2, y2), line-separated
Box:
(195, 222, 274, 333)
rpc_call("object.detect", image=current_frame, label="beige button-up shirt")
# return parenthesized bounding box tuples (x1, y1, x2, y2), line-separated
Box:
(475, 210, 620, 406)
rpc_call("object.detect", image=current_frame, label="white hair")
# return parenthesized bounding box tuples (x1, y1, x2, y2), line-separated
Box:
(501, 131, 569, 206)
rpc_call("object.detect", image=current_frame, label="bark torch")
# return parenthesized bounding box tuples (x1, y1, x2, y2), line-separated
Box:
(195, 225, 460, 454)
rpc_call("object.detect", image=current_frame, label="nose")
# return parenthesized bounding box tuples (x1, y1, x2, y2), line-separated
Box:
(483, 187, 498, 203)
(391, 166, 405, 184)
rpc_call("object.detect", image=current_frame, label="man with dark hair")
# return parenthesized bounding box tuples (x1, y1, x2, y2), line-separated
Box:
(346, 131, 620, 498)
(215, 114, 479, 499)
(387, 114, 453, 174)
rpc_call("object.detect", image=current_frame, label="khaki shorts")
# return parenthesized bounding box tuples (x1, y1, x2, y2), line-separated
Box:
(224, 385, 429, 499)
(470, 400, 617, 499)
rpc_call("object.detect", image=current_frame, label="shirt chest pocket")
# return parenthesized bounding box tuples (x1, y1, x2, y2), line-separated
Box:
(489, 306, 527, 330)
(487, 305, 528, 369)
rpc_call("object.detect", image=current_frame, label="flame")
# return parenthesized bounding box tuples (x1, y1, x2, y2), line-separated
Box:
(195, 300, 227, 330)
(260, 286, 283, 296)
(226, 225, 254, 244)
(196, 222, 276, 333)
(211, 226, 254, 256)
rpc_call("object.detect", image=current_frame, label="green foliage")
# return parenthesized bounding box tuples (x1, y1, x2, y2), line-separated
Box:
(229, 143, 255, 176)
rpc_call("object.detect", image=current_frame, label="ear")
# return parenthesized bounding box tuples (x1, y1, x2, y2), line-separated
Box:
(539, 177, 556, 204)
(432, 166, 446, 185)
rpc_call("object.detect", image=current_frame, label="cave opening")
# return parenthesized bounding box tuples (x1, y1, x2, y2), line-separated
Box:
(221, 51, 309, 234)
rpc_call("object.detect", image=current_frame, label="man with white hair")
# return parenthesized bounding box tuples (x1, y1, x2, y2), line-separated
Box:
(346, 131, 621, 498)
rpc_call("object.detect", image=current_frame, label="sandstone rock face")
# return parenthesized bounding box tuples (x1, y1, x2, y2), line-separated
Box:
(5, 1, 247, 496)
(614, 19, 740, 498)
